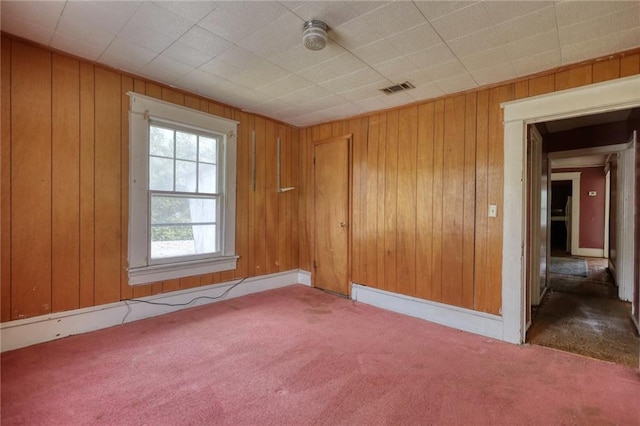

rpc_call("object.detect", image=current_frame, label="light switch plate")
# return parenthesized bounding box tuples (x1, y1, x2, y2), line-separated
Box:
(488, 204, 498, 217)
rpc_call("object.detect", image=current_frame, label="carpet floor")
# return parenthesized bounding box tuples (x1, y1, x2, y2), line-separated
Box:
(2, 285, 639, 425)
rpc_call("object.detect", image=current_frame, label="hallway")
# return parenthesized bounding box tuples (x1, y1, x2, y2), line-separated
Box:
(527, 258, 639, 367)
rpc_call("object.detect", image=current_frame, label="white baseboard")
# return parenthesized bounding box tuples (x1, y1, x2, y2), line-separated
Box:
(351, 284, 504, 340)
(1, 270, 310, 353)
(575, 248, 604, 258)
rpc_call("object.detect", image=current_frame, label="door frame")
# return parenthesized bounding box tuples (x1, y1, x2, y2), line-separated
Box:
(311, 134, 353, 295)
(550, 172, 581, 256)
(501, 74, 640, 344)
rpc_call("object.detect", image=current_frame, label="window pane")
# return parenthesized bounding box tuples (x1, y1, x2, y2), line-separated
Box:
(151, 225, 195, 259)
(199, 136, 217, 163)
(176, 131, 197, 161)
(149, 126, 174, 157)
(151, 195, 216, 225)
(176, 160, 196, 192)
(192, 224, 217, 254)
(198, 163, 217, 193)
(149, 157, 173, 191)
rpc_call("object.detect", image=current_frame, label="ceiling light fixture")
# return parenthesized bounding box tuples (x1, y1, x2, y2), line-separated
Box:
(303, 20, 328, 51)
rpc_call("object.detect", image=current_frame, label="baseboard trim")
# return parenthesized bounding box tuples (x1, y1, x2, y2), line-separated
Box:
(575, 248, 604, 258)
(351, 284, 504, 340)
(1, 270, 310, 352)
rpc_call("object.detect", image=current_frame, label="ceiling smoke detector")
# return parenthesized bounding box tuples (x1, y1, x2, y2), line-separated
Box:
(303, 20, 328, 51)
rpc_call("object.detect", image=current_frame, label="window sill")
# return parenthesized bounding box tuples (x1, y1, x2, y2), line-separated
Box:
(128, 255, 238, 286)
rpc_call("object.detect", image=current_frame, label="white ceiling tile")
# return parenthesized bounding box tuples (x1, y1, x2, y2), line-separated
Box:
(319, 68, 386, 93)
(99, 37, 157, 72)
(299, 95, 348, 112)
(198, 58, 243, 81)
(373, 56, 419, 80)
(398, 69, 435, 87)
(352, 39, 402, 65)
(446, 27, 503, 57)
(198, 1, 288, 42)
(178, 27, 232, 58)
(50, 32, 105, 61)
(387, 23, 443, 55)
(1, 0, 65, 30)
(54, 16, 115, 55)
(460, 47, 510, 71)
(354, 94, 399, 112)
(424, 60, 468, 81)
(141, 55, 194, 84)
(504, 30, 560, 61)
(269, 43, 345, 72)
(618, 27, 640, 52)
(407, 43, 457, 69)
(287, 1, 363, 28)
(298, 52, 367, 83)
(59, 1, 140, 36)
(175, 69, 227, 95)
(362, 2, 426, 37)
(227, 70, 270, 90)
(413, 1, 476, 21)
(255, 73, 313, 97)
(554, 0, 631, 27)
(431, 2, 493, 41)
(330, 16, 384, 50)
(277, 84, 332, 105)
(483, 1, 553, 25)
(237, 12, 303, 59)
(338, 80, 390, 102)
(162, 42, 214, 68)
(215, 46, 262, 69)
(558, 10, 625, 47)
(434, 73, 477, 94)
(470, 62, 516, 86)
(1, 17, 55, 46)
(407, 83, 445, 102)
(511, 48, 562, 77)
(153, 1, 219, 24)
(560, 33, 621, 65)
(118, 3, 193, 53)
(493, 6, 556, 45)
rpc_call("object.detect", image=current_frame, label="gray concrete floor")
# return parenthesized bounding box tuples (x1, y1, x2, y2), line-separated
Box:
(527, 257, 640, 367)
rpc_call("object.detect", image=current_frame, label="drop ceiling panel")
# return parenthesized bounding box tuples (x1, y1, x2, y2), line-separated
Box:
(2, 0, 639, 127)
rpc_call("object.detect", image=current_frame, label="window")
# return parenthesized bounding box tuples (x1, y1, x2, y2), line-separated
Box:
(127, 93, 238, 285)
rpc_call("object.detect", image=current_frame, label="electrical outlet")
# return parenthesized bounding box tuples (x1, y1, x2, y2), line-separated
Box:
(488, 204, 498, 218)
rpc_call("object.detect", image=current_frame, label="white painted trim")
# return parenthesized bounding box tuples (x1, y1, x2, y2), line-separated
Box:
(574, 248, 605, 258)
(1, 270, 309, 353)
(351, 284, 503, 340)
(618, 141, 636, 302)
(551, 172, 581, 255)
(502, 74, 640, 344)
(529, 125, 543, 306)
(548, 143, 630, 159)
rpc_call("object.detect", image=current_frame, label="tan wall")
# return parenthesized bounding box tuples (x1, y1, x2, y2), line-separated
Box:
(1, 37, 299, 321)
(298, 52, 640, 316)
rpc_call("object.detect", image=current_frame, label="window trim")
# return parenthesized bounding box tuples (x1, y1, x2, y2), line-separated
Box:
(127, 92, 238, 286)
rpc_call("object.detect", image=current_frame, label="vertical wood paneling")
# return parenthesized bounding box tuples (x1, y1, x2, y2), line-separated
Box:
(396, 107, 418, 297)
(384, 111, 399, 293)
(254, 117, 267, 276)
(120, 76, 134, 300)
(365, 115, 380, 286)
(592, 58, 620, 83)
(441, 96, 465, 306)
(462, 93, 477, 309)
(265, 119, 279, 274)
(431, 100, 445, 302)
(11, 42, 52, 318)
(1, 38, 12, 321)
(376, 113, 387, 290)
(620, 54, 640, 77)
(235, 111, 250, 278)
(416, 103, 434, 300)
(555, 64, 592, 90)
(246, 114, 257, 276)
(298, 128, 311, 271)
(277, 124, 288, 272)
(350, 117, 368, 284)
(474, 90, 490, 311)
(94, 68, 121, 305)
(79, 62, 95, 308)
(291, 128, 300, 269)
(161, 87, 184, 105)
(528, 75, 555, 96)
(52, 54, 80, 312)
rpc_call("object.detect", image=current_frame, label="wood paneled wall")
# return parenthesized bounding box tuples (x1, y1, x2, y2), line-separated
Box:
(298, 52, 640, 316)
(1, 37, 298, 321)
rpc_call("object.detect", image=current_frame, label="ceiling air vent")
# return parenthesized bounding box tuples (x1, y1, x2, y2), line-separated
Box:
(380, 81, 415, 95)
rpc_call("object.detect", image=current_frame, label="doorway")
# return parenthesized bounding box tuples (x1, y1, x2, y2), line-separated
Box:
(312, 135, 351, 296)
(550, 180, 571, 253)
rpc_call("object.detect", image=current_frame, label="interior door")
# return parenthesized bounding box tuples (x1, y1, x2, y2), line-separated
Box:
(313, 136, 350, 295)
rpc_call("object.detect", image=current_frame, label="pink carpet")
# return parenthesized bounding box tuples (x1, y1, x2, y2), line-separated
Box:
(2, 285, 639, 425)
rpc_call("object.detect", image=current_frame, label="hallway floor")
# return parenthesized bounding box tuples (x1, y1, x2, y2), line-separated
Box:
(527, 257, 639, 367)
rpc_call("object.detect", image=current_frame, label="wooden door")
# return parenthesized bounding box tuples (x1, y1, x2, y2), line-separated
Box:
(313, 136, 350, 295)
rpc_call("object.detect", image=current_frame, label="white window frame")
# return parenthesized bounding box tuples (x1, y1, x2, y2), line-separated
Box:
(127, 92, 238, 285)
